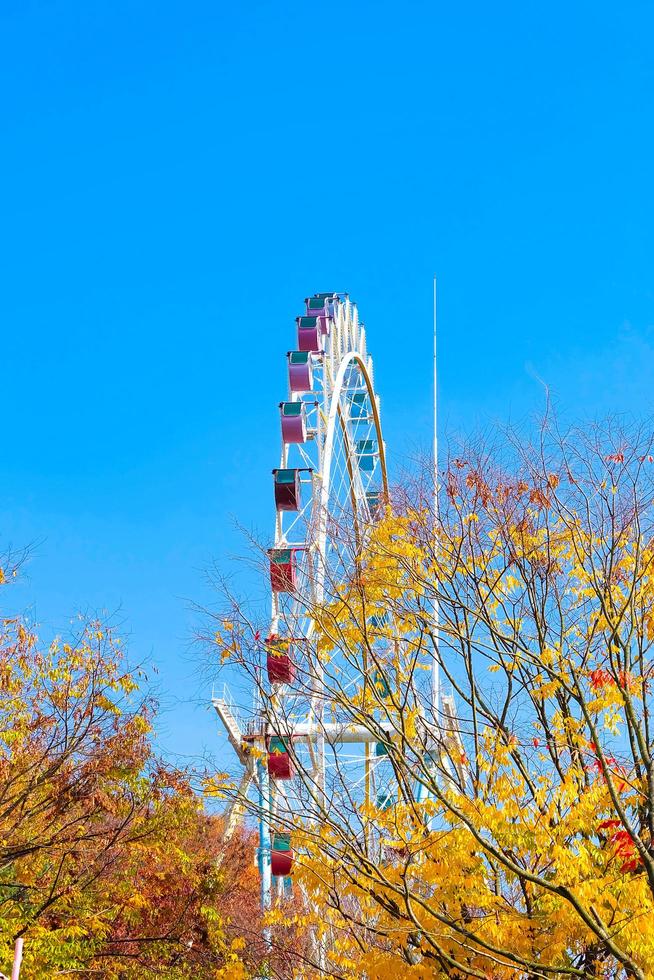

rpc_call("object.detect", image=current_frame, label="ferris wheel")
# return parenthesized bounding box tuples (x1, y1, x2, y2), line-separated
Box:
(213, 292, 431, 916)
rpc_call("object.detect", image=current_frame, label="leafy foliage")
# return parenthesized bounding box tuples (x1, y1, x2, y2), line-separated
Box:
(219, 421, 654, 978)
(0, 581, 260, 978)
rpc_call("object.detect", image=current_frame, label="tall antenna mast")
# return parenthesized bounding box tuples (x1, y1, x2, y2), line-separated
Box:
(432, 275, 440, 722)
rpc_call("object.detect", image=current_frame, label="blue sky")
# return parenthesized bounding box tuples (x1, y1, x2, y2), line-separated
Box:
(1, 0, 653, 768)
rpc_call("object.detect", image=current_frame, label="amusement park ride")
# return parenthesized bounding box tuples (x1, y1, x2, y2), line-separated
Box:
(212, 290, 464, 929)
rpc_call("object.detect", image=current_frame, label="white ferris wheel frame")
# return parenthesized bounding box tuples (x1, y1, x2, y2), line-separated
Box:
(265, 296, 392, 912)
(212, 288, 465, 960)
(214, 294, 444, 931)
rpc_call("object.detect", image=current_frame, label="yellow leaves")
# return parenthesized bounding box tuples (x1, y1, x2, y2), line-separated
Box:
(263, 459, 654, 975)
(130, 714, 151, 735)
(127, 890, 149, 909)
(402, 707, 418, 740)
(533, 677, 561, 700)
(586, 691, 621, 715)
(539, 645, 557, 666)
(264, 906, 288, 927)
(95, 693, 121, 715)
(117, 672, 138, 694)
(500, 796, 522, 820)
(215, 631, 239, 663)
(204, 772, 236, 799)
(214, 958, 249, 979)
(248, 743, 267, 764)
(603, 706, 622, 736)
(0, 617, 261, 978)
(0, 727, 23, 747)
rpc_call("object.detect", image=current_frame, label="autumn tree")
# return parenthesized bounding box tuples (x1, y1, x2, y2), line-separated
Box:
(213, 419, 654, 979)
(0, 565, 260, 979)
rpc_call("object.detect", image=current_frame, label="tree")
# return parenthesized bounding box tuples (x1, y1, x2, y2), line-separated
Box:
(0, 566, 260, 978)
(214, 420, 654, 979)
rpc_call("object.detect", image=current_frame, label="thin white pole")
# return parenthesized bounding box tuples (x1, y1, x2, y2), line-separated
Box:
(257, 756, 272, 945)
(432, 276, 440, 724)
(11, 939, 23, 980)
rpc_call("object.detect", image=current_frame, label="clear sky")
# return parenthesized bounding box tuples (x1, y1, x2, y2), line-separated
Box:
(1, 0, 653, 768)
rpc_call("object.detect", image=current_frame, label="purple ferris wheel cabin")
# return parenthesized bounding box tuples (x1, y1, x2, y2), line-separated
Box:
(296, 316, 323, 352)
(288, 351, 313, 393)
(305, 292, 337, 319)
(280, 401, 306, 443)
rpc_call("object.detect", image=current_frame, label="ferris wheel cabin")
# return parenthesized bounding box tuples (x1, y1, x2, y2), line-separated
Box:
(265, 635, 296, 684)
(287, 351, 313, 393)
(296, 316, 324, 352)
(270, 833, 294, 876)
(267, 736, 293, 780)
(268, 547, 299, 593)
(273, 468, 302, 512)
(356, 438, 378, 472)
(280, 401, 307, 443)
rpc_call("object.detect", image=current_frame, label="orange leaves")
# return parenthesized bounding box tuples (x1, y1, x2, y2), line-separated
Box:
(589, 668, 614, 691)
(598, 820, 642, 874)
(447, 466, 562, 516)
(528, 486, 551, 509)
(445, 471, 459, 502)
(215, 425, 654, 978)
(589, 668, 635, 692)
(465, 469, 492, 507)
(0, 604, 263, 977)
